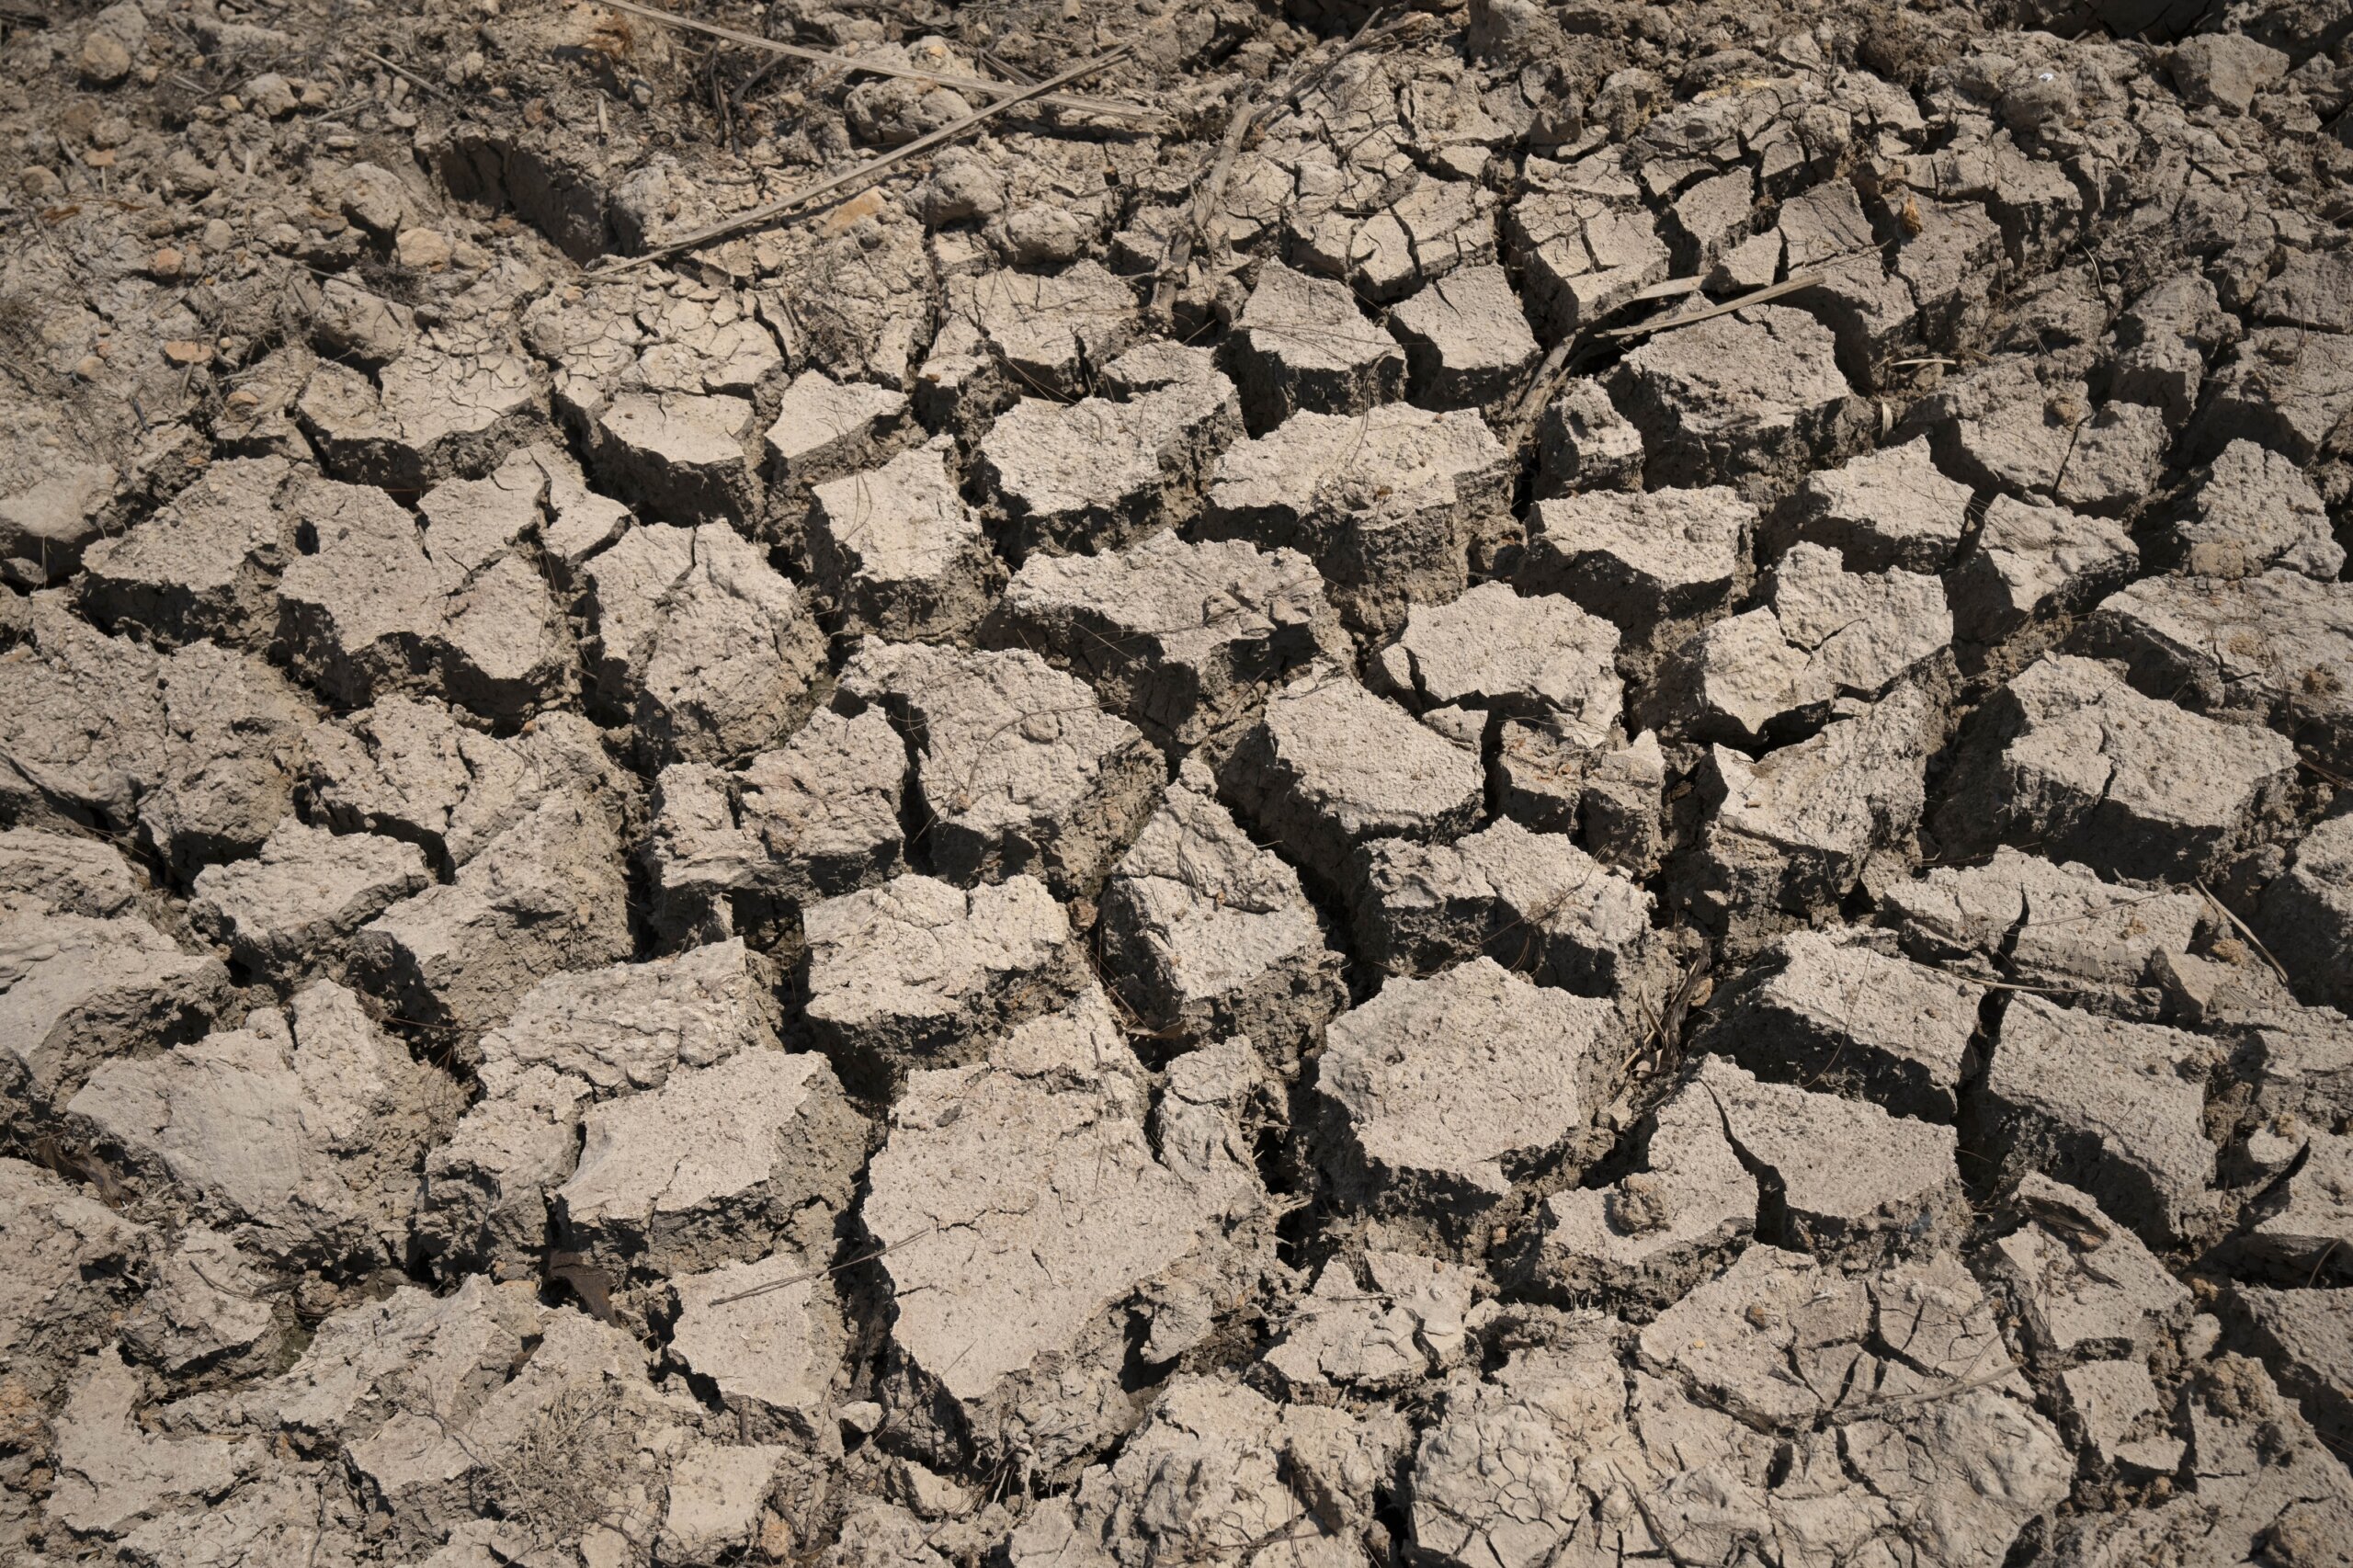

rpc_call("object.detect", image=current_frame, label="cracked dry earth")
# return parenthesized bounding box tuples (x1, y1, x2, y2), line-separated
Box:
(11, 0, 2353, 1565)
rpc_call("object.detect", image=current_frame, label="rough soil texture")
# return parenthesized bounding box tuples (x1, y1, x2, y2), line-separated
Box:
(5, 0, 2353, 1563)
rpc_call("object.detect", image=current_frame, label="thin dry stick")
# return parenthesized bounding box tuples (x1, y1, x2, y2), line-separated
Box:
(1151, 80, 1261, 321)
(1659, 956, 1711, 1043)
(594, 0, 1157, 121)
(1505, 275, 1704, 430)
(1620, 984, 1662, 1073)
(706, 1223, 939, 1306)
(1597, 267, 1830, 338)
(2196, 878, 2294, 986)
(363, 49, 445, 99)
(2299, 754, 2352, 789)
(1832, 1364, 2028, 1421)
(1623, 273, 1706, 303)
(588, 42, 1133, 278)
(1506, 335, 1573, 431)
(1152, 6, 1396, 321)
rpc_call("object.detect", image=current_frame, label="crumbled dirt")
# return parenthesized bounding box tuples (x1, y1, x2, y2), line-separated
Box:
(5, 0, 2353, 1562)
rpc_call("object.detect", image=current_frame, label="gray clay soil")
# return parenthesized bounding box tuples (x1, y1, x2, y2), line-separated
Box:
(4, 0, 2353, 1562)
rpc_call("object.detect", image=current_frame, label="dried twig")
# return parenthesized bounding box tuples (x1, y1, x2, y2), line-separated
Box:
(1506, 335, 1574, 431)
(594, 0, 1155, 121)
(701, 42, 733, 150)
(32, 1134, 127, 1207)
(589, 42, 1132, 278)
(978, 49, 1036, 85)
(1621, 984, 1662, 1074)
(1831, 1365, 2028, 1421)
(1657, 955, 1711, 1046)
(1150, 6, 1397, 323)
(707, 1223, 939, 1306)
(2196, 878, 2294, 986)
(2299, 754, 2352, 789)
(1623, 274, 1705, 303)
(1150, 79, 1260, 323)
(362, 48, 444, 100)
(1596, 267, 1830, 338)
(1505, 274, 1709, 431)
(547, 1250, 617, 1322)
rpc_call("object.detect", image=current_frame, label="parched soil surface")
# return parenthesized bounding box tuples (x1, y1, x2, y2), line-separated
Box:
(6, 0, 2353, 1562)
